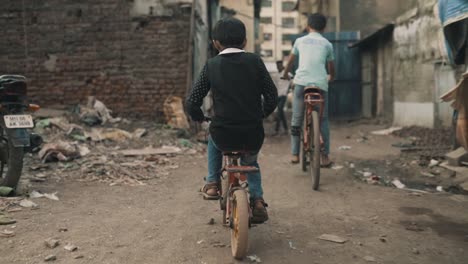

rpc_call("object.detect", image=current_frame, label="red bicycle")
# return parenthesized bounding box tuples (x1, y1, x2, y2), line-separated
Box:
(301, 86, 325, 190)
(219, 151, 258, 259)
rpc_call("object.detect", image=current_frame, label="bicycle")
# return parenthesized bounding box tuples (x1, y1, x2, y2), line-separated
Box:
(201, 117, 258, 259)
(301, 86, 325, 191)
(219, 151, 258, 259)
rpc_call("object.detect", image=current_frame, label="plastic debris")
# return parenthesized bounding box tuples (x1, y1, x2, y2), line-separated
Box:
(364, 256, 376, 262)
(391, 179, 406, 189)
(338, 145, 352, 151)
(0, 229, 15, 237)
(371, 127, 402, 135)
(0, 186, 13, 197)
(19, 199, 38, 208)
(246, 255, 262, 263)
(30, 191, 59, 201)
(318, 234, 348, 244)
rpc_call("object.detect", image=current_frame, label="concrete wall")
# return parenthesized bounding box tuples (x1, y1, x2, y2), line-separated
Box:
(392, 0, 448, 127)
(0, 0, 192, 118)
(298, 0, 417, 36)
(340, 0, 417, 36)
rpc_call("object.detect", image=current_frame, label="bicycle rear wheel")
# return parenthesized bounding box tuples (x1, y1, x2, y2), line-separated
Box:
(230, 190, 249, 259)
(301, 114, 308, 172)
(309, 110, 321, 190)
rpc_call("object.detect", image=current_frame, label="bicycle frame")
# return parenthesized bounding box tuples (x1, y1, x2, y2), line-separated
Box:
(303, 88, 325, 152)
(221, 153, 258, 226)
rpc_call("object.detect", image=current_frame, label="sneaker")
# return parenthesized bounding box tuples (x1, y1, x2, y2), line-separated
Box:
(251, 199, 269, 223)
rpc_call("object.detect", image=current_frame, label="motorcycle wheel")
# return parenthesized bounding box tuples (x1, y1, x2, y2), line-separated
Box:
(0, 137, 24, 189)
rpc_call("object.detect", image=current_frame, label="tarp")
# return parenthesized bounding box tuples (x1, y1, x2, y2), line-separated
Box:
(438, 0, 468, 65)
(438, 0, 468, 27)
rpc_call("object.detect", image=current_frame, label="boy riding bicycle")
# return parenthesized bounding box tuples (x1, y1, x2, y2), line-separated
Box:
(283, 13, 335, 166)
(186, 18, 278, 223)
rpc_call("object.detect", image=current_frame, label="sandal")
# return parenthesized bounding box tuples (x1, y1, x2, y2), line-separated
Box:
(200, 182, 220, 200)
(320, 155, 333, 168)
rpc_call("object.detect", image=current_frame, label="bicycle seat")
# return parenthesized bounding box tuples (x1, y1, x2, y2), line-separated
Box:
(304, 86, 322, 94)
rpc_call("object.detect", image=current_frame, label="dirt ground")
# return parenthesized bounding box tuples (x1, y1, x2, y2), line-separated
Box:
(1, 122, 468, 264)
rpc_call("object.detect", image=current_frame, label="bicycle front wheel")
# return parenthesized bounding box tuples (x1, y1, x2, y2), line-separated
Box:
(230, 190, 249, 259)
(309, 110, 321, 190)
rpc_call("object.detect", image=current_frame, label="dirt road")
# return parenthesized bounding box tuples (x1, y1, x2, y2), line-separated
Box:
(1, 123, 468, 264)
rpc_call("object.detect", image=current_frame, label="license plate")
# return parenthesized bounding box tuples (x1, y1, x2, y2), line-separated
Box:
(4, 115, 34, 128)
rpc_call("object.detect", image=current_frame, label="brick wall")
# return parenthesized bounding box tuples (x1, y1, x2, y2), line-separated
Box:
(0, 0, 192, 118)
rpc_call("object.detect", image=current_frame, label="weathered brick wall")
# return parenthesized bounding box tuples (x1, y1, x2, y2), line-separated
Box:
(0, 0, 191, 118)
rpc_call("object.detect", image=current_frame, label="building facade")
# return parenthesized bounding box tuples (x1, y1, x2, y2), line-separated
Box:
(259, 0, 301, 61)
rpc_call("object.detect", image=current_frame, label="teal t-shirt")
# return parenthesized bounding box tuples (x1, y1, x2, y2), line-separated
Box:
(292, 32, 334, 91)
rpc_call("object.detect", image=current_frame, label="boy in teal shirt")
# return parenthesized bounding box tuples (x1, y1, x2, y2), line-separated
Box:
(283, 13, 335, 166)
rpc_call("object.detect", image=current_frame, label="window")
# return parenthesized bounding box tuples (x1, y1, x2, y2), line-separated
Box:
(282, 34, 295, 45)
(263, 33, 273, 41)
(262, 49, 273, 57)
(260, 17, 272, 24)
(282, 17, 295, 28)
(282, 50, 291, 58)
(282, 1, 296, 12)
(261, 0, 272, 7)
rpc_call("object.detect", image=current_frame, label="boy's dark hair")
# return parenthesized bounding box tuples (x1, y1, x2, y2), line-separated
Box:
(213, 17, 246, 48)
(308, 13, 327, 31)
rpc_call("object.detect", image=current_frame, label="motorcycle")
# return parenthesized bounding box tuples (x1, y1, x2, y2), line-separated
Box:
(0, 75, 43, 189)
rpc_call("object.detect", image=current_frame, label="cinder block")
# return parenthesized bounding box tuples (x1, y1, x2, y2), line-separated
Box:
(446, 147, 468, 166)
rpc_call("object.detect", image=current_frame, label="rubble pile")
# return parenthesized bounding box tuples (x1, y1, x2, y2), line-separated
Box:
(392, 126, 452, 159)
(22, 97, 203, 187)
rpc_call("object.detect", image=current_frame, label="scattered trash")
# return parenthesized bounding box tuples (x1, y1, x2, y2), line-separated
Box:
(163, 96, 190, 129)
(0, 229, 15, 237)
(117, 146, 182, 157)
(371, 127, 402, 136)
(379, 236, 387, 243)
(74, 255, 84, 259)
(318, 234, 348, 244)
(392, 179, 406, 189)
(363, 172, 373, 178)
(421, 171, 436, 178)
(79, 97, 120, 126)
(0, 213, 16, 225)
(363, 256, 376, 262)
(349, 163, 355, 169)
(338, 145, 352, 151)
(412, 248, 420, 255)
(436, 186, 444, 192)
(19, 199, 38, 208)
(288, 241, 297, 250)
(429, 159, 440, 168)
(212, 242, 226, 248)
(197, 240, 205, 245)
(30, 191, 59, 201)
(179, 139, 193, 148)
(0, 186, 13, 197)
(58, 227, 68, 232)
(133, 128, 147, 138)
(64, 243, 78, 252)
(39, 141, 83, 162)
(44, 238, 60, 249)
(207, 218, 215, 225)
(331, 165, 344, 170)
(44, 254, 57, 262)
(87, 128, 133, 142)
(246, 255, 262, 263)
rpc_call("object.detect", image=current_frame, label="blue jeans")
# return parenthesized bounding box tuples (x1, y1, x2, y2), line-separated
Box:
(205, 137, 263, 200)
(291, 85, 330, 155)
